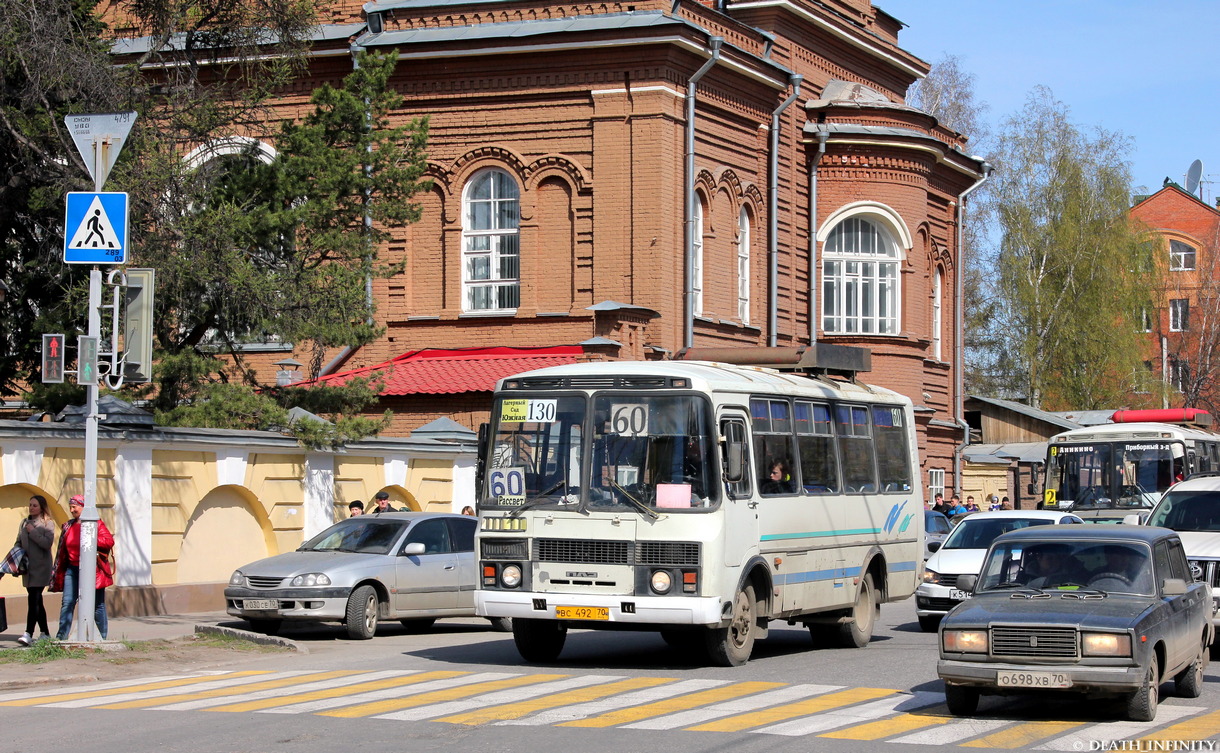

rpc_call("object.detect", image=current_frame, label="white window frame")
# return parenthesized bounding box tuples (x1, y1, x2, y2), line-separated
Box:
(462, 168, 521, 314)
(1170, 357, 1190, 392)
(1138, 308, 1152, 333)
(737, 207, 751, 324)
(1170, 298, 1189, 332)
(1170, 240, 1197, 271)
(932, 270, 943, 360)
(928, 468, 945, 503)
(821, 216, 902, 335)
(692, 197, 705, 317)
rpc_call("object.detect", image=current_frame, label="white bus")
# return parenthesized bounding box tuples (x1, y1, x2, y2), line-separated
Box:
(1043, 416, 1220, 513)
(474, 358, 923, 666)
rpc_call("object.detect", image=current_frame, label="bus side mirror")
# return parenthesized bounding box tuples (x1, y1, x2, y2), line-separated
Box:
(476, 423, 489, 495)
(1027, 483, 1036, 495)
(722, 423, 746, 483)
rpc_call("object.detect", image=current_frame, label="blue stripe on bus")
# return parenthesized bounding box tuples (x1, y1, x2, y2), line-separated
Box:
(761, 529, 881, 540)
(773, 560, 919, 585)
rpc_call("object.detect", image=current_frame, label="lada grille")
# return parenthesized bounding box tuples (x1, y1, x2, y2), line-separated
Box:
(482, 538, 528, 560)
(637, 541, 700, 566)
(246, 576, 286, 589)
(991, 626, 1078, 659)
(535, 538, 629, 564)
(1188, 558, 1220, 588)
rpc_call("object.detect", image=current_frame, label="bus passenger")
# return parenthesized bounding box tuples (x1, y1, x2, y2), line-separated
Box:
(762, 459, 794, 494)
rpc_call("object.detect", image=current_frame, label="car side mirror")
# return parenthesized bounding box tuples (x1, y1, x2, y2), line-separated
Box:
(928, 541, 942, 554)
(956, 574, 978, 594)
(1122, 514, 1141, 525)
(402, 542, 425, 556)
(1162, 578, 1189, 596)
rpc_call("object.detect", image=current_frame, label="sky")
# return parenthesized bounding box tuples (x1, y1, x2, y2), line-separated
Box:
(877, 1, 1220, 201)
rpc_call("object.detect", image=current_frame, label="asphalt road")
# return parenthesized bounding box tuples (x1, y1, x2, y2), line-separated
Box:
(3, 598, 1219, 753)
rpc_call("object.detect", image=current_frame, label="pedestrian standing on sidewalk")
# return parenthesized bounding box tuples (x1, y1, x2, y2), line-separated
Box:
(16, 495, 55, 645)
(52, 495, 114, 640)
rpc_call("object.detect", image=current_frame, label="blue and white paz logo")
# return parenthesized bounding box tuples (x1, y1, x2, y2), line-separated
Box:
(64, 192, 128, 265)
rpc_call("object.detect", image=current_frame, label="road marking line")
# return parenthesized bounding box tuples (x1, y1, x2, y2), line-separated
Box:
(321, 674, 568, 718)
(1035, 705, 1206, 750)
(0, 671, 272, 707)
(962, 720, 1085, 748)
(765, 690, 943, 737)
(623, 684, 841, 730)
(92, 671, 362, 710)
(889, 717, 1014, 745)
(686, 686, 896, 732)
(145, 671, 407, 711)
(260, 672, 495, 714)
(200, 671, 441, 713)
(819, 707, 952, 740)
(560, 681, 786, 728)
(496, 679, 730, 726)
(383, 675, 624, 722)
(1135, 707, 1220, 743)
(435, 676, 671, 725)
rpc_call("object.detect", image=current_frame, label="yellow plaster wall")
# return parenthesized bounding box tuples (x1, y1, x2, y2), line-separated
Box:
(151, 450, 217, 584)
(334, 455, 383, 520)
(406, 458, 455, 512)
(178, 487, 270, 583)
(246, 454, 306, 554)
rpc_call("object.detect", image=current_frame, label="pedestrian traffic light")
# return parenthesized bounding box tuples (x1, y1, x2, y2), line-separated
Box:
(42, 334, 65, 384)
(78, 335, 99, 386)
(122, 268, 155, 383)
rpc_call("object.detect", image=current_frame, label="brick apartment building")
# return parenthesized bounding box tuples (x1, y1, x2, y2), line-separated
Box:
(113, 0, 987, 492)
(1130, 181, 1220, 414)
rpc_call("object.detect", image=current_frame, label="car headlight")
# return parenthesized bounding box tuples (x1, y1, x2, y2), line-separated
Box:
(651, 570, 672, 594)
(922, 569, 942, 584)
(943, 630, 988, 653)
(1082, 632, 1131, 657)
(290, 573, 332, 587)
(501, 564, 522, 588)
(229, 570, 244, 586)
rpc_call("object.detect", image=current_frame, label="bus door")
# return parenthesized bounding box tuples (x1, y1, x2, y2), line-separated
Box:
(719, 411, 759, 568)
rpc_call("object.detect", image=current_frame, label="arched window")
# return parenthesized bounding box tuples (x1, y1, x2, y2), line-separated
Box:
(692, 196, 705, 317)
(738, 207, 751, 324)
(821, 216, 901, 334)
(932, 269, 943, 360)
(463, 169, 520, 313)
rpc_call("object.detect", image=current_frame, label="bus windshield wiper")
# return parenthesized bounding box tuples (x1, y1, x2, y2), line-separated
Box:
(609, 479, 659, 520)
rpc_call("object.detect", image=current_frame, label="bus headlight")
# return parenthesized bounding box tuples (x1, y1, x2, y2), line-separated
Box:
(650, 570, 672, 594)
(501, 564, 522, 588)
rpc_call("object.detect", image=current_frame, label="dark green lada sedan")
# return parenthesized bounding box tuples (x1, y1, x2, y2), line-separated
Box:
(937, 526, 1214, 722)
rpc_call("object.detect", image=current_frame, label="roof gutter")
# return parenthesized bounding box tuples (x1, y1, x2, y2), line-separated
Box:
(953, 162, 992, 492)
(684, 36, 723, 350)
(806, 127, 828, 343)
(767, 73, 802, 346)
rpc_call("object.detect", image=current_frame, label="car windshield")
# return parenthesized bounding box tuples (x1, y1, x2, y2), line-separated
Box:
(300, 518, 408, 554)
(977, 540, 1155, 596)
(1148, 490, 1220, 532)
(942, 517, 1055, 550)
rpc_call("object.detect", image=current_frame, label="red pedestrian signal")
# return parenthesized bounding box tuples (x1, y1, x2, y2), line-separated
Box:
(42, 334, 65, 384)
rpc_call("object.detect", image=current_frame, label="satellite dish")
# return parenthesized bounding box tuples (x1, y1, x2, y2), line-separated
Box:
(1186, 159, 1203, 197)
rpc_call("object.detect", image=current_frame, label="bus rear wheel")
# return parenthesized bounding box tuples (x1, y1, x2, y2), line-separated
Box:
(835, 572, 878, 648)
(512, 618, 567, 663)
(705, 583, 757, 667)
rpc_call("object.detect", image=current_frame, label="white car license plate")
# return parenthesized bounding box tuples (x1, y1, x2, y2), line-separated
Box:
(243, 599, 279, 610)
(949, 589, 970, 601)
(996, 670, 1071, 689)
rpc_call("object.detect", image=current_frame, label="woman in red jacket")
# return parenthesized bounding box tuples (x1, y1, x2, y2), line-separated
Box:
(53, 495, 114, 640)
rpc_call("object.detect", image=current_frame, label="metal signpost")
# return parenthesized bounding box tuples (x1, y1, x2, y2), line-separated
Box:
(58, 111, 136, 643)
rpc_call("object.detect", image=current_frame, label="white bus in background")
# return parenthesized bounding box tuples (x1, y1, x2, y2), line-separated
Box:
(1042, 410, 1220, 517)
(474, 353, 923, 666)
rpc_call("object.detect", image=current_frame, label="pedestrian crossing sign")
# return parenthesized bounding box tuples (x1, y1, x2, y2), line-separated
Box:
(64, 192, 128, 264)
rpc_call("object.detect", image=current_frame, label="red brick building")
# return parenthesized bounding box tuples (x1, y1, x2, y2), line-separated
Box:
(118, 0, 988, 492)
(1130, 182, 1220, 413)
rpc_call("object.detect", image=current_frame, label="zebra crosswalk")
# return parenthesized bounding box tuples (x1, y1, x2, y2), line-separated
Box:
(1, 668, 1217, 747)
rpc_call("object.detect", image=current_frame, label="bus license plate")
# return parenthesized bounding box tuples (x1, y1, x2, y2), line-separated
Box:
(243, 599, 279, 610)
(555, 606, 609, 620)
(996, 671, 1071, 689)
(949, 589, 970, 601)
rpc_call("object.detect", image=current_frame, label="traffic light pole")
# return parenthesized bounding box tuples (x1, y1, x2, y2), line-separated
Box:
(76, 267, 102, 642)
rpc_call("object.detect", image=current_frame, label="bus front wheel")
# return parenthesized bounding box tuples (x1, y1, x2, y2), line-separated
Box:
(512, 618, 567, 663)
(836, 572, 878, 648)
(705, 583, 757, 667)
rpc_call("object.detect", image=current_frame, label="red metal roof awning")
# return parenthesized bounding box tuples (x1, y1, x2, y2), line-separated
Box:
(305, 346, 585, 396)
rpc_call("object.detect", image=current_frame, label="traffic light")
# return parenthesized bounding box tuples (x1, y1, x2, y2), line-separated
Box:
(78, 335, 99, 386)
(42, 334, 65, 384)
(123, 268, 155, 383)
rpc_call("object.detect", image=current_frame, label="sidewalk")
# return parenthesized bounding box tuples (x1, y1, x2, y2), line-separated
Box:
(1, 611, 232, 644)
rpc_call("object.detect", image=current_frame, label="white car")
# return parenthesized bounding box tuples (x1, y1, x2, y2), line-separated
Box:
(915, 509, 1084, 632)
(1139, 473, 1220, 651)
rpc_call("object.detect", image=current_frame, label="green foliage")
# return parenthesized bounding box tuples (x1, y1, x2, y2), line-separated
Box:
(0, 637, 87, 664)
(985, 87, 1162, 410)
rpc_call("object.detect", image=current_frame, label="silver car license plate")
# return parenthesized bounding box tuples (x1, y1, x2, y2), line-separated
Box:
(949, 589, 970, 601)
(243, 599, 279, 610)
(996, 670, 1071, 688)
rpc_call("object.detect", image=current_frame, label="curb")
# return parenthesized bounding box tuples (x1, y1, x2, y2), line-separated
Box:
(0, 673, 98, 690)
(194, 624, 309, 654)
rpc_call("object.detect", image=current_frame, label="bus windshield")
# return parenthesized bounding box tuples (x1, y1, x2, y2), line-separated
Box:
(1044, 440, 1183, 510)
(483, 393, 717, 513)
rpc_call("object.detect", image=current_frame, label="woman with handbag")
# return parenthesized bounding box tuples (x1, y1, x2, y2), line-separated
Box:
(16, 495, 55, 646)
(52, 495, 114, 641)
